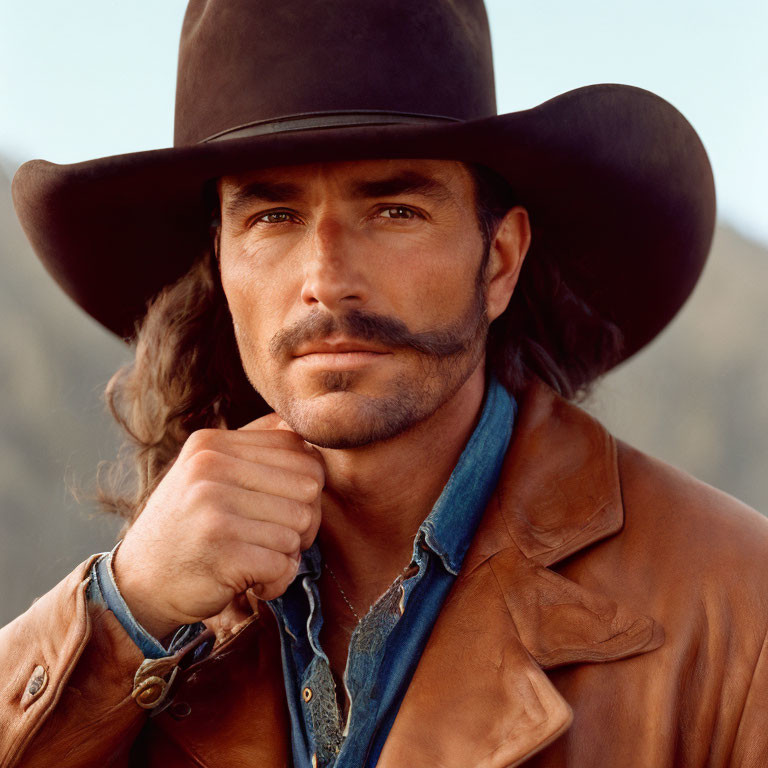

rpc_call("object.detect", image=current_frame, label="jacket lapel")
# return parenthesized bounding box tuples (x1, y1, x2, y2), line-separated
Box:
(379, 380, 664, 768)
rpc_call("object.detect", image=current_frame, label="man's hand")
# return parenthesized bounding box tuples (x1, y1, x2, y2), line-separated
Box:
(112, 413, 324, 640)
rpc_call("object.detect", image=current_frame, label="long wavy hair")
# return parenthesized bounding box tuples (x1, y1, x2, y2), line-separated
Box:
(97, 164, 623, 526)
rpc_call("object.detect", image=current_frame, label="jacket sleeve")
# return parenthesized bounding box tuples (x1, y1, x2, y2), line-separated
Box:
(0, 555, 198, 768)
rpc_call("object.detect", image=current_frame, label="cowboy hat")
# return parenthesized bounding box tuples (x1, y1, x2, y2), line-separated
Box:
(11, 0, 715, 370)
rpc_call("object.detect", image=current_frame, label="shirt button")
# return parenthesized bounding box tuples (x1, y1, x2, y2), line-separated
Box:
(302, 686, 313, 703)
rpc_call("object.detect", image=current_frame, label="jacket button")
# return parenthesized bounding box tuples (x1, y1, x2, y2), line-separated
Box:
(311, 754, 318, 768)
(398, 583, 406, 615)
(302, 686, 313, 703)
(26, 666, 47, 698)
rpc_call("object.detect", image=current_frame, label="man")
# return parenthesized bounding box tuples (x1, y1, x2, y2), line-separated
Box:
(2, 0, 767, 766)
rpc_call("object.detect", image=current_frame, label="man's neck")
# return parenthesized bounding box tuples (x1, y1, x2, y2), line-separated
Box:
(315, 364, 487, 595)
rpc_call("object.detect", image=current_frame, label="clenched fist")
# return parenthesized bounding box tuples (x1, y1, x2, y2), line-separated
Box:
(112, 413, 324, 640)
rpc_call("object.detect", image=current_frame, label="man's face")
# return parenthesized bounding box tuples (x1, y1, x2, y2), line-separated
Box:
(217, 159, 506, 448)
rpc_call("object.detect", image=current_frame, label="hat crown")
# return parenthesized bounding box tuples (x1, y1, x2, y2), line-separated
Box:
(174, 0, 497, 146)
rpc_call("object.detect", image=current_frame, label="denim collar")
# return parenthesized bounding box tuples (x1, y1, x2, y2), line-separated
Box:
(296, 375, 516, 579)
(416, 374, 515, 574)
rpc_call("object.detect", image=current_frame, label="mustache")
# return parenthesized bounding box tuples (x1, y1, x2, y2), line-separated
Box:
(269, 307, 484, 361)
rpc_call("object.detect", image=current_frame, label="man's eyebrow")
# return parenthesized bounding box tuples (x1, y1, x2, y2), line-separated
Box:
(223, 180, 303, 219)
(351, 172, 453, 203)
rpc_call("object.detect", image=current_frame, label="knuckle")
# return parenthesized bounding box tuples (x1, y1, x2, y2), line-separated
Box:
(263, 550, 293, 581)
(311, 464, 326, 488)
(294, 476, 320, 503)
(275, 449, 324, 487)
(282, 528, 302, 553)
(302, 459, 326, 489)
(186, 449, 223, 478)
(290, 501, 313, 531)
(295, 452, 324, 478)
(264, 525, 301, 557)
(195, 507, 227, 543)
(185, 428, 220, 454)
(186, 478, 220, 511)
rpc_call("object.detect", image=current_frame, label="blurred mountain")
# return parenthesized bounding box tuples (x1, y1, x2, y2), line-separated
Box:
(1, 160, 767, 626)
(587, 225, 768, 514)
(0, 164, 127, 624)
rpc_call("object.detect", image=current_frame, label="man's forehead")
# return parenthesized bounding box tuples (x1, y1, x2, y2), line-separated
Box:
(217, 158, 473, 199)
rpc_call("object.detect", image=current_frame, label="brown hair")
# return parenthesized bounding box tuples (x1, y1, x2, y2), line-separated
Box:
(97, 164, 623, 525)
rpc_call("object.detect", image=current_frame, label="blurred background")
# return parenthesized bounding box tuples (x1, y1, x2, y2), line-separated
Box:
(1, 0, 766, 626)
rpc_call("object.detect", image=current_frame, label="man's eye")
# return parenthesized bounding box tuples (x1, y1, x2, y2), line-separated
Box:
(379, 206, 417, 220)
(255, 211, 295, 225)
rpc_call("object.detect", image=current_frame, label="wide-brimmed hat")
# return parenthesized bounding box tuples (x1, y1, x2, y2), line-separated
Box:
(12, 0, 715, 370)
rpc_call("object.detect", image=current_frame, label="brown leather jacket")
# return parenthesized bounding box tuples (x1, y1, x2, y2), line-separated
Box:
(2, 379, 767, 767)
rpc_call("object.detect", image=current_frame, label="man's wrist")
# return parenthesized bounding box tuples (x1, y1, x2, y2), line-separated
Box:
(88, 542, 181, 658)
(110, 543, 186, 641)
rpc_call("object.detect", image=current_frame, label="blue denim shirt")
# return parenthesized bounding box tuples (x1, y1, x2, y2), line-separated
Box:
(88, 376, 515, 766)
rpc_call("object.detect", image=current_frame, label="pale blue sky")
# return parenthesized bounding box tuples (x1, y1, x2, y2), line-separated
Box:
(1, 0, 766, 245)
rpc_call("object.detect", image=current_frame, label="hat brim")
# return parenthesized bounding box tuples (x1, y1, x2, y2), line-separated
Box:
(11, 83, 715, 368)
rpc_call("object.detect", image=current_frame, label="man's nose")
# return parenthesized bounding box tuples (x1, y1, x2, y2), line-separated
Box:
(300, 215, 368, 310)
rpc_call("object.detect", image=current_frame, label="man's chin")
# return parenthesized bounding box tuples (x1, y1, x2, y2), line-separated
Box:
(275, 389, 430, 450)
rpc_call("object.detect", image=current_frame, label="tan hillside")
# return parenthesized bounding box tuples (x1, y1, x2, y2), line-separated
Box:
(0, 166, 127, 624)
(587, 225, 768, 513)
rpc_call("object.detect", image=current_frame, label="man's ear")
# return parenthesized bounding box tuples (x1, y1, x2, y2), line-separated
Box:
(485, 206, 531, 323)
(212, 225, 222, 264)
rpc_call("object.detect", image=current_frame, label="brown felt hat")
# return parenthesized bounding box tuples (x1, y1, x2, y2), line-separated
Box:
(12, 0, 715, 369)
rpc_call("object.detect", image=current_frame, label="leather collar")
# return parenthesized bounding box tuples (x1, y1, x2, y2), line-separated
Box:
(378, 379, 664, 767)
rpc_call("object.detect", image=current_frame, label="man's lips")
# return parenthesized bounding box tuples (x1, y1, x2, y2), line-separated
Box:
(292, 339, 391, 357)
(291, 338, 392, 370)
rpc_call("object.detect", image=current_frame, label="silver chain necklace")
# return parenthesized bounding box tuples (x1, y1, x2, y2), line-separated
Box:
(324, 558, 416, 624)
(324, 561, 361, 622)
